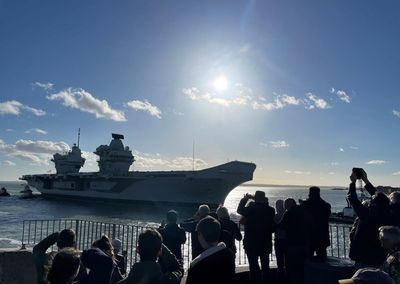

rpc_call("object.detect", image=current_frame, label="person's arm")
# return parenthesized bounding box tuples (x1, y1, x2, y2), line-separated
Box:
(33, 232, 59, 254)
(179, 228, 187, 245)
(233, 222, 242, 241)
(180, 220, 196, 233)
(348, 181, 368, 219)
(361, 169, 377, 196)
(237, 196, 249, 216)
(159, 244, 183, 283)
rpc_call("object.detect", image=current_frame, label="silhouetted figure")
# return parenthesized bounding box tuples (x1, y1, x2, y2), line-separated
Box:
(278, 198, 311, 284)
(348, 169, 391, 268)
(216, 205, 242, 255)
(181, 204, 210, 259)
(112, 239, 126, 277)
(118, 229, 183, 284)
(47, 248, 80, 284)
(237, 191, 275, 284)
(33, 229, 83, 284)
(300, 186, 331, 260)
(158, 210, 186, 262)
(389, 192, 400, 228)
(186, 216, 235, 284)
(81, 235, 116, 284)
(379, 226, 400, 284)
(273, 199, 286, 278)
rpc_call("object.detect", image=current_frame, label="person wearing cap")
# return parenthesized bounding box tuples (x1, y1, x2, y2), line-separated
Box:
(158, 210, 186, 262)
(380, 226, 400, 283)
(237, 190, 275, 284)
(181, 204, 210, 259)
(338, 268, 395, 284)
(112, 238, 126, 277)
(300, 186, 331, 260)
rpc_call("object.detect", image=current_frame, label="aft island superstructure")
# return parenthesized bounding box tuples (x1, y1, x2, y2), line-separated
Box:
(21, 134, 256, 207)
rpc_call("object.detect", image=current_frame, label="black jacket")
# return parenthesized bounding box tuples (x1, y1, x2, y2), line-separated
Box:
(186, 243, 235, 284)
(237, 198, 275, 254)
(81, 247, 114, 284)
(301, 196, 331, 248)
(348, 182, 390, 265)
(158, 224, 186, 260)
(219, 218, 242, 254)
(180, 219, 203, 258)
(279, 204, 311, 247)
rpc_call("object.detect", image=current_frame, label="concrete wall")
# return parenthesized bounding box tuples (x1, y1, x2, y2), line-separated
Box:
(0, 249, 36, 284)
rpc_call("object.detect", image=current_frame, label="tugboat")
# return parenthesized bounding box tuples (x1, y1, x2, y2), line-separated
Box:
(19, 185, 37, 199)
(21, 132, 256, 207)
(0, 187, 10, 197)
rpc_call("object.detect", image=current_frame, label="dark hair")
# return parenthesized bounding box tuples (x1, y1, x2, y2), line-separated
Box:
(138, 229, 163, 261)
(309, 186, 321, 198)
(92, 235, 115, 260)
(196, 216, 221, 244)
(57, 229, 76, 249)
(47, 248, 80, 284)
(372, 192, 390, 208)
(166, 210, 178, 224)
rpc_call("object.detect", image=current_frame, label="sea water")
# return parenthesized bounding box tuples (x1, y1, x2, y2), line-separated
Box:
(0, 181, 349, 248)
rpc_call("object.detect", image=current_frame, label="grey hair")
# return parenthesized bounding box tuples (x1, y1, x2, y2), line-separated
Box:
(389, 192, 400, 205)
(379, 226, 400, 248)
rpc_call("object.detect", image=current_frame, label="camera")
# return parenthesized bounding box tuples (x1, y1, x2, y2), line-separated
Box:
(245, 193, 254, 199)
(352, 167, 364, 179)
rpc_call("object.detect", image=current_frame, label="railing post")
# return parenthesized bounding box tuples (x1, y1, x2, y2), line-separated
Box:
(75, 220, 79, 249)
(112, 224, 116, 240)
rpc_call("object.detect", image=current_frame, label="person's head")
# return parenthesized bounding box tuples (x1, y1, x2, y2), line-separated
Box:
(112, 239, 122, 254)
(370, 192, 390, 213)
(216, 206, 230, 220)
(338, 268, 394, 284)
(275, 199, 285, 215)
(197, 204, 210, 219)
(309, 186, 321, 199)
(138, 229, 163, 261)
(284, 198, 296, 211)
(389, 191, 400, 205)
(57, 229, 76, 249)
(166, 210, 178, 224)
(47, 248, 80, 284)
(254, 190, 267, 203)
(92, 235, 114, 259)
(196, 216, 221, 249)
(379, 226, 400, 250)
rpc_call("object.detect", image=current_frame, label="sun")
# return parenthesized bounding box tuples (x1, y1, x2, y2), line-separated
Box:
(213, 75, 228, 92)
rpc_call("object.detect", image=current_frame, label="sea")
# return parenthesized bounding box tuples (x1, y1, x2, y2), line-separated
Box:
(0, 181, 349, 249)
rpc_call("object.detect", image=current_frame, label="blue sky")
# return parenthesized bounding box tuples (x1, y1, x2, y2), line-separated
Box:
(1, 0, 400, 186)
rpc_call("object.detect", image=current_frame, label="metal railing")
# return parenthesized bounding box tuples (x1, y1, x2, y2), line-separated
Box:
(21, 219, 352, 270)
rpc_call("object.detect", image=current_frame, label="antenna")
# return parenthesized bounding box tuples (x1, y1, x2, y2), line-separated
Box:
(77, 128, 81, 148)
(192, 139, 195, 171)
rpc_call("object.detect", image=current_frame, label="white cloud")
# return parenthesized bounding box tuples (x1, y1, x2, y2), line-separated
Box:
(328, 172, 335, 175)
(32, 82, 54, 91)
(336, 90, 351, 103)
(0, 160, 16, 166)
(5, 129, 14, 132)
(132, 150, 207, 170)
(15, 140, 70, 154)
(25, 128, 48, 135)
(393, 110, 400, 118)
(47, 88, 126, 121)
(260, 140, 290, 148)
(393, 171, 400, 176)
(9, 152, 48, 164)
(285, 170, 311, 175)
(331, 162, 340, 166)
(349, 146, 359, 150)
(0, 100, 46, 116)
(126, 100, 162, 119)
(339, 148, 344, 152)
(305, 93, 330, 109)
(367, 160, 387, 165)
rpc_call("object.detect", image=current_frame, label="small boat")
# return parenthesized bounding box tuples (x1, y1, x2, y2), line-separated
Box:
(20, 188, 37, 199)
(0, 187, 10, 197)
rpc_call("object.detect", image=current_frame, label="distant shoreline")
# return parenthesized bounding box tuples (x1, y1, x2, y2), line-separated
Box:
(242, 183, 345, 189)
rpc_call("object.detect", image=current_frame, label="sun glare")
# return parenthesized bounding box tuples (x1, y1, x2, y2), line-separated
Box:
(213, 75, 228, 92)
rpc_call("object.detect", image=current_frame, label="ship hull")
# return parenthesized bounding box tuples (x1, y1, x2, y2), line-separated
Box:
(21, 161, 256, 208)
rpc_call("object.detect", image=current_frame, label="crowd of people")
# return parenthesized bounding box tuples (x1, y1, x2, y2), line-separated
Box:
(31, 169, 400, 284)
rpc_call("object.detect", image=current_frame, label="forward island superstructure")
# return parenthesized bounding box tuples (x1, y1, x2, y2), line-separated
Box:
(21, 134, 256, 207)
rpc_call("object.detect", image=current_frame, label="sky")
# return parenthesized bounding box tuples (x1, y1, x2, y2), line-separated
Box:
(1, 0, 400, 186)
